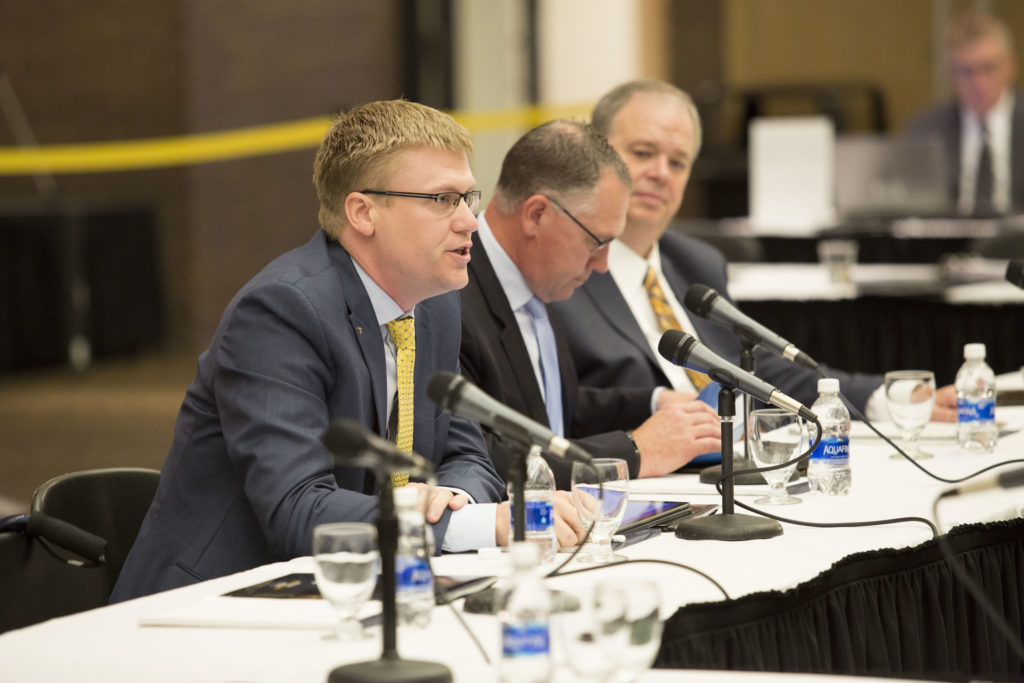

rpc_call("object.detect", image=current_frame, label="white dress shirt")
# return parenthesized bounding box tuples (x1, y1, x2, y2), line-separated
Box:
(958, 90, 1015, 215)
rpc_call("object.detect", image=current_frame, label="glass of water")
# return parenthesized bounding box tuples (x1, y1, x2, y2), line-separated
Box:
(312, 522, 379, 640)
(884, 370, 935, 460)
(558, 580, 628, 680)
(615, 580, 663, 682)
(748, 409, 804, 505)
(571, 458, 629, 564)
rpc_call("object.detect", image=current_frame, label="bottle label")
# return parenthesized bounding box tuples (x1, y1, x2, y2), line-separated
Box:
(510, 499, 553, 534)
(957, 398, 995, 423)
(502, 621, 550, 657)
(811, 436, 849, 465)
(396, 556, 432, 593)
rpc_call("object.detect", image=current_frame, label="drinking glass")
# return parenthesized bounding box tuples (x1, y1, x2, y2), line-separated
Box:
(615, 581, 663, 682)
(570, 458, 629, 564)
(312, 522, 379, 640)
(557, 581, 628, 681)
(748, 409, 804, 505)
(884, 370, 936, 460)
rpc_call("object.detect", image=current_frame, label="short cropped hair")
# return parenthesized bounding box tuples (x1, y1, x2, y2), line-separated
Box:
(493, 119, 631, 214)
(591, 79, 704, 159)
(945, 11, 1015, 57)
(313, 99, 474, 238)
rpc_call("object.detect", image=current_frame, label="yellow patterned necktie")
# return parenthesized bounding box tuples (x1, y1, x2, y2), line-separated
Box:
(642, 266, 711, 390)
(386, 317, 415, 488)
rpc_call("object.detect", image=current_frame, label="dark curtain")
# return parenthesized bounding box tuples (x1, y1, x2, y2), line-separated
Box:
(657, 518, 1024, 682)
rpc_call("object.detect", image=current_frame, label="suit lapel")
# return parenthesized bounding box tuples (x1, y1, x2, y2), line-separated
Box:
(580, 271, 664, 375)
(469, 234, 550, 425)
(332, 246, 389, 438)
(411, 304, 436, 456)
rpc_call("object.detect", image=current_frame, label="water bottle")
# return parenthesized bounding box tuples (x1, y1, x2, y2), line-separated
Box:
(508, 445, 557, 564)
(393, 486, 434, 628)
(499, 541, 551, 683)
(955, 343, 997, 454)
(808, 378, 852, 495)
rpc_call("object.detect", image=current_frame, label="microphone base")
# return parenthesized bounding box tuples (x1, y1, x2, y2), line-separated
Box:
(700, 460, 766, 486)
(673, 513, 782, 541)
(328, 658, 452, 683)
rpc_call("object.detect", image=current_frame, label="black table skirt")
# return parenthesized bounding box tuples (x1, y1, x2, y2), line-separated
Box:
(741, 297, 1024, 385)
(657, 518, 1024, 682)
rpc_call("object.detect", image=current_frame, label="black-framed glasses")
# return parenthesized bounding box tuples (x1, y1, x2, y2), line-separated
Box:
(543, 195, 611, 249)
(361, 189, 481, 215)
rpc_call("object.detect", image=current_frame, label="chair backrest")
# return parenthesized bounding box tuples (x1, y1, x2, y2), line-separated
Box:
(31, 468, 160, 587)
(0, 525, 109, 633)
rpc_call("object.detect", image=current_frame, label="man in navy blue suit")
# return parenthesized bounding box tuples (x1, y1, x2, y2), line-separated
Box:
(550, 80, 957, 421)
(113, 100, 582, 602)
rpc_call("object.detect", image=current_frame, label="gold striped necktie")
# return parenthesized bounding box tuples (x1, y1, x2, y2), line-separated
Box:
(386, 317, 415, 488)
(642, 266, 711, 390)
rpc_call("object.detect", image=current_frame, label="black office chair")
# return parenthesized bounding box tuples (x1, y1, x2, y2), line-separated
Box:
(30, 467, 160, 589)
(0, 512, 108, 632)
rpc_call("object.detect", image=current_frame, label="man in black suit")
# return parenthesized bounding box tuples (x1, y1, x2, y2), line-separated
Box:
(460, 120, 721, 489)
(907, 11, 1024, 216)
(549, 80, 957, 421)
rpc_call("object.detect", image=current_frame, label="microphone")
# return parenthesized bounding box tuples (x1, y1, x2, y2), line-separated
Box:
(940, 466, 1024, 498)
(427, 371, 593, 463)
(684, 284, 819, 369)
(322, 418, 434, 478)
(1007, 259, 1024, 290)
(658, 329, 817, 423)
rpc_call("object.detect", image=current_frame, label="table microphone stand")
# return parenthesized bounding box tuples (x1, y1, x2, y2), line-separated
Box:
(700, 340, 765, 486)
(675, 386, 782, 541)
(328, 472, 452, 683)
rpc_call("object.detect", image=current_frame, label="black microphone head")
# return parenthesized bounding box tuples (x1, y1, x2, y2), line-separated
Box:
(321, 418, 372, 460)
(683, 283, 718, 319)
(427, 371, 463, 410)
(658, 329, 695, 365)
(1007, 259, 1024, 289)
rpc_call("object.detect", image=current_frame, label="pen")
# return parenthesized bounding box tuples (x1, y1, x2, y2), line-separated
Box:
(612, 527, 662, 550)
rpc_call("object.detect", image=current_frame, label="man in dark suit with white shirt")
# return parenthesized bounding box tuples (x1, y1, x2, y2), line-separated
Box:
(907, 11, 1024, 216)
(459, 119, 721, 489)
(550, 79, 957, 421)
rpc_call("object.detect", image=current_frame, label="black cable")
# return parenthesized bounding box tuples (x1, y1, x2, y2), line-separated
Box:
(819, 368, 1024, 484)
(545, 556, 730, 601)
(931, 496, 1024, 665)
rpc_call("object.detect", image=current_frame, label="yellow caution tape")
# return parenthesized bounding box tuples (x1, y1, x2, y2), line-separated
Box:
(0, 102, 592, 175)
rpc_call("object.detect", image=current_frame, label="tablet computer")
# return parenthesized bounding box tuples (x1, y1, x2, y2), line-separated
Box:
(617, 500, 714, 535)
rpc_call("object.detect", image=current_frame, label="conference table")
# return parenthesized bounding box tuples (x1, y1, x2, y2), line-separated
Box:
(2, 407, 1023, 682)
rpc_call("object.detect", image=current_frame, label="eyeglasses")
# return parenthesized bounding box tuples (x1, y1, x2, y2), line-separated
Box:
(543, 195, 610, 249)
(361, 189, 481, 215)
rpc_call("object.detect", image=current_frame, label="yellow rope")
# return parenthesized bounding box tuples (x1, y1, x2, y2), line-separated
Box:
(0, 102, 591, 175)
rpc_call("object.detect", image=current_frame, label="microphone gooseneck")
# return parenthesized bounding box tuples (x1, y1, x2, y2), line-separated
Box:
(658, 329, 816, 423)
(683, 284, 819, 370)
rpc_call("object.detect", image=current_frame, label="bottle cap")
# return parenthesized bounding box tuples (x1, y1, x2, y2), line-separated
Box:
(392, 485, 421, 508)
(964, 343, 986, 360)
(817, 378, 840, 394)
(509, 541, 540, 567)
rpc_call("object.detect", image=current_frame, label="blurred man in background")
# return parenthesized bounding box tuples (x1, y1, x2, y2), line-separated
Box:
(907, 11, 1023, 216)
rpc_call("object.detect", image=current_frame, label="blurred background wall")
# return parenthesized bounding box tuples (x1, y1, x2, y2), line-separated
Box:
(0, 0, 1021, 509)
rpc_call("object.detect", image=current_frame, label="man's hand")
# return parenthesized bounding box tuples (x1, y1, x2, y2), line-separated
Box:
(633, 397, 721, 478)
(404, 483, 468, 524)
(494, 492, 586, 549)
(931, 384, 957, 422)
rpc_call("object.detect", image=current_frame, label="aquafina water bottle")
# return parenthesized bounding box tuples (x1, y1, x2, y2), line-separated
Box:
(508, 445, 557, 564)
(393, 485, 434, 627)
(499, 541, 551, 683)
(955, 343, 997, 454)
(808, 378, 852, 495)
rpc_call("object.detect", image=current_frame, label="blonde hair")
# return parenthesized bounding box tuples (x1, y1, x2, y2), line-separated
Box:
(591, 79, 703, 160)
(312, 99, 473, 238)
